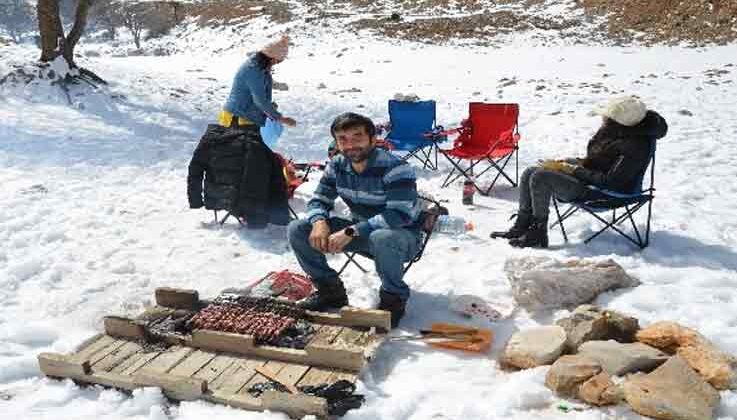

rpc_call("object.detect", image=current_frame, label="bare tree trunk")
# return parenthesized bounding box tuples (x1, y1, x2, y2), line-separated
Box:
(37, 0, 91, 68)
(63, 0, 91, 65)
(37, 0, 63, 62)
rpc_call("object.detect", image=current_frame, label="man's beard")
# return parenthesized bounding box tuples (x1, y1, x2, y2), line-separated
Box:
(344, 147, 372, 163)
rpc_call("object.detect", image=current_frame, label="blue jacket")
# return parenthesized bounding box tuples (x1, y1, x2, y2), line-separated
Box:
(306, 148, 422, 237)
(224, 55, 282, 126)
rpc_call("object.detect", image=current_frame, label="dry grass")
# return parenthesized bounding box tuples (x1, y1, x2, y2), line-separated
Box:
(185, 0, 292, 26)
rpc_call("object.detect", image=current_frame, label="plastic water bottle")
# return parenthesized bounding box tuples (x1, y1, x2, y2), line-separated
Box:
(434, 215, 474, 234)
(462, 180, 475, 205)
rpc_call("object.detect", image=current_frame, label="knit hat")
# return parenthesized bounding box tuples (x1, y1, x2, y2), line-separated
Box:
(261, 35, 289, 61)
(593, 96, 647, 126)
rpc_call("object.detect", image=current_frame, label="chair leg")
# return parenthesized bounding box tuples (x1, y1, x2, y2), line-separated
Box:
(551, 197, 569, 242)
(483, 153, 516, 195)
(582, 202, 649, 248)
(337, 252, 370, 276)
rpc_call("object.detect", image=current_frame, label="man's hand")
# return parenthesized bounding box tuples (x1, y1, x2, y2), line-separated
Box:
(309, 220, 330, 252)
(280, 116, 297, 127)
(327, 230, 353, 254)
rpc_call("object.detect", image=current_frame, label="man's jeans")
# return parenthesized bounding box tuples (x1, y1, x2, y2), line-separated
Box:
(287, 217, 421, 300)
(518, 164, 588, 220)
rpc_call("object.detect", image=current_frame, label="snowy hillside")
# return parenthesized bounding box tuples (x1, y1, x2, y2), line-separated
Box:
(2, 5, 737, 420)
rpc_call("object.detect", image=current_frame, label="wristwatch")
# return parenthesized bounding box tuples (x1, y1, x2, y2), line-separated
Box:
(343, 226, 358, 237)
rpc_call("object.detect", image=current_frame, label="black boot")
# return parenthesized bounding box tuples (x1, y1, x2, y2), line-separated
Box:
(509, 218, 549, 248)
(297, 279, 349, 312)
(490, 212, 531, 239)
(377, 290, 407, 329)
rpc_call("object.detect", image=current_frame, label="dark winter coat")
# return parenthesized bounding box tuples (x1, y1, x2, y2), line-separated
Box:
(187, 124, 288, 217)
(573, 110, 668, 193)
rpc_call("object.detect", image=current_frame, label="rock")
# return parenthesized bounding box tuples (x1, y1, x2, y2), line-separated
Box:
(578, 340, 669, 376)
(637, 321, 737, 390)
(501, 326, 567, 369)
(623, 356, 720, 420)
(273, 81, 289, 91)
(504, 257, 640, 311)
(579, 372, 620, 406)
(678, 109, 694, 116)
(317, 83, 327, 89)
(545, 355, 601, 397)
(556, 304, 639, 351)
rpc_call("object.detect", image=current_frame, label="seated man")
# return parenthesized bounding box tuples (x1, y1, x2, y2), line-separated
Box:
(491, 95, 668, 248)
(287, 112, 422, 328)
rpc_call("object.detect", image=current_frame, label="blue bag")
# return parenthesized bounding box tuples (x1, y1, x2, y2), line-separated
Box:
(260, 118, 284, 149)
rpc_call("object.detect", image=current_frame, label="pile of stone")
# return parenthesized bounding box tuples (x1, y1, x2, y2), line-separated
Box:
(500, 305, 736, 420)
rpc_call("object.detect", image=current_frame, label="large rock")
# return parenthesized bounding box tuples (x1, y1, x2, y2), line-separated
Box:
(556, 304, 640, 351)
(504, 257, 640, 310)
(578, 340, 669, 376)
(501, 326, 567, 369)
(544, 355, 601, 397)
(637, 321, 737, 390)
(579, 371, 620, 406)
(623, 356, 720, 420)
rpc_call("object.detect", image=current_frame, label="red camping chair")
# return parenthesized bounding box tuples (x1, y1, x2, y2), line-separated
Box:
(440, 103, 521, 195)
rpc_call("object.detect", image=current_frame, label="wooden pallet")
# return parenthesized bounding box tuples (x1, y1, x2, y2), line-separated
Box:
(38, 287, 390, 418)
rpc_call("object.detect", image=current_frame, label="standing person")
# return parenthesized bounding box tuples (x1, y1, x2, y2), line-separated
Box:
(490, 96, 668, 248)
(287, 113, 422, 328)
(220, 34, 297, 130)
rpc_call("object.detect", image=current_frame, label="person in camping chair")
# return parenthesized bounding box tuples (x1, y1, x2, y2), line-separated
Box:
(287, 113, 422, 328)
(491, 96, 668, 248)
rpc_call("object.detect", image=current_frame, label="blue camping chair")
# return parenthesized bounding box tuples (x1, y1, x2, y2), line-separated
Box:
(384, 100, 447, 170)
(550, 141, 656, 249)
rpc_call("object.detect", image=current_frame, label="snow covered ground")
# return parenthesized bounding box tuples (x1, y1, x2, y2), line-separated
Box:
(2, 16, 737, 420)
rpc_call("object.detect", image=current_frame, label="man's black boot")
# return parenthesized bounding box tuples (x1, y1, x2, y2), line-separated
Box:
(490, 212, 531, 240)
(509, 217, 549, 248)
(377, 290, 407, 329)
(297, 279, 349, 312)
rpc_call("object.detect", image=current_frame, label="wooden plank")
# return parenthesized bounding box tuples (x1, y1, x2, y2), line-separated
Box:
(168, 349, 217, 378)
(192, 354, 238, 383)
(207, 391, 262, 411)
(119, 351, 161, 376)
(306, 308, 391, 330)
(155, 287, 199, 310)
(341, 307, 392, 331)
(308, 325, 344, 347)
(39, 353, 90, 377)
(241, 361, 287, 393)
(333, 328, 367, 349)
(137, 346, 193, 375)
(275, 363, 310, 388)
(261, 390, 328, 418)
(86, 371, 136, 390)
(92, 341, 143, 372)
(305, 344, 365, 371)
(133, 371, 207, 401)
(104, 316, 146, 340)
(297, 367, 334, 387)
(254, 365, 299, 394)
(191, 330, 255, 355)
(87, 339, 128, 366)
(70, 335, 118, 363)
(213, 358, 267, 395)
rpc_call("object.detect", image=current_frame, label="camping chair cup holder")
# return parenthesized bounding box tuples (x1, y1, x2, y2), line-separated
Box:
(439, 103, 521, 195)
